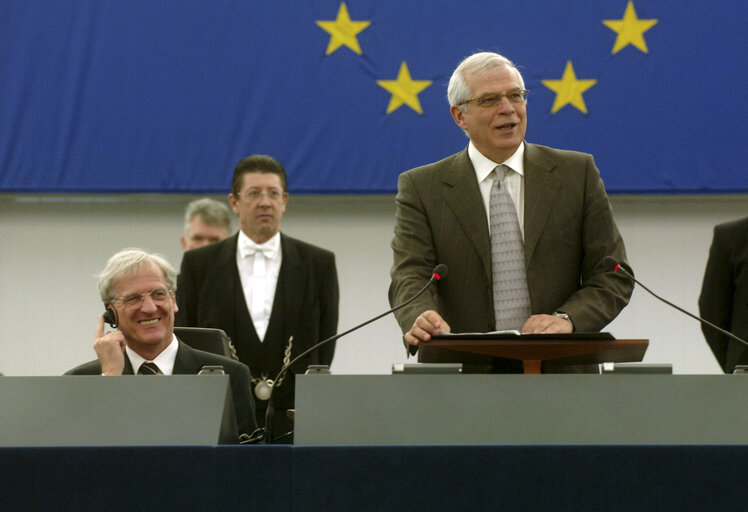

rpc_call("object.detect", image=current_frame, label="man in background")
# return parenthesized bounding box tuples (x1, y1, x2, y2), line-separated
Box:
(181, 198, 232, 252)
(699, 216, 748, 373)
(389, 51, 633, 373)
(66, 249, 257, 440)
(177, 155, 339, 441)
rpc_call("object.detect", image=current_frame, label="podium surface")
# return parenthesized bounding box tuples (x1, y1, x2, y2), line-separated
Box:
(428, 333, 648, 373)
(295, 374, 748, 445)
(0, 376, 237, 446)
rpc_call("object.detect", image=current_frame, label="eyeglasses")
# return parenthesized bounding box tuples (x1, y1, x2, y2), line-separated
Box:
(111, 288, 173, 309)
(234, 188, 286, 202)
(460, 89, 529, 108)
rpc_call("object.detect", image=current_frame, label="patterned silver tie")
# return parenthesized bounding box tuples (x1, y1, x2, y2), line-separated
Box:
(490, 164, 531, 330)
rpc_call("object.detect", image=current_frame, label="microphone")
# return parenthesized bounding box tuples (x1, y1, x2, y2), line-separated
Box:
(603, 256, 748, 349)
(262, 264, 447, 443)
(432, 263, 447, 281)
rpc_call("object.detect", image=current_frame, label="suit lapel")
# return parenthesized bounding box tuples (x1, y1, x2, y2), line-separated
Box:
(212, 234, 249, 339)
(221, 234, 263, 356)
(523, 143, 562, 265)
(123, 356, 135, 375)
(268, 234, 305, 347)
(214, 234, 241, 299)
(441, 149, 492, 281)
(172, 340, 201, 374)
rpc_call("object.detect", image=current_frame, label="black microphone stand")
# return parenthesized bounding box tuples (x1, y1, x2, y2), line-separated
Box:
(611, 261, 748, 349)
(262, 266, 445, 444)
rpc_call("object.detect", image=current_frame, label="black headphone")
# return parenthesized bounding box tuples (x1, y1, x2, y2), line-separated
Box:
(103, 306, 118, 328)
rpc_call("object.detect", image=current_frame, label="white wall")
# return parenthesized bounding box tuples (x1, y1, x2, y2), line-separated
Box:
(1, 193, 746, 376)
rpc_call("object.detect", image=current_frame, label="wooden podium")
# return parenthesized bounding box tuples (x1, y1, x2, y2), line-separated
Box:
(428, 333, 648, 373)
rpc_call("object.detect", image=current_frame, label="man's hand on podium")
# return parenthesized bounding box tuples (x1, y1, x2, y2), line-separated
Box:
(404, 310, 451, 346)
(521, 314, 573, 334)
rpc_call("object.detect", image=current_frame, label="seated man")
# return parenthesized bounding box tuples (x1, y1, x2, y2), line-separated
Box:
(66, 249, 258, 440)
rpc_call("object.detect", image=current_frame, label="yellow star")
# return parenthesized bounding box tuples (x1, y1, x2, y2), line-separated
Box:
(316, 2, 371, 56)
(376, 62, 432, 115)
(541, 61, 598, 114)
(603, 1, 658, 54)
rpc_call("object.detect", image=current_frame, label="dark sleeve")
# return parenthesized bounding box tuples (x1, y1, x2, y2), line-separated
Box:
(316, 252, 339, 366)
(229, 361, 258, 436)
(698, 225, 734, 372)
(551, 155, 634, 331)
(388, 171, 440, 335)
(175, 252, 198, 327)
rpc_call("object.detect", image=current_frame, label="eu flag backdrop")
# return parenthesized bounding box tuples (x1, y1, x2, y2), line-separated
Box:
(0, 1, 746, 194)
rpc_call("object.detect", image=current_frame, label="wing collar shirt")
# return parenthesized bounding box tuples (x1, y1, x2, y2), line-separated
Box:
(236, 230, 282, 341)
(126, 334, 178, 375)
(469, 140, 526, 238)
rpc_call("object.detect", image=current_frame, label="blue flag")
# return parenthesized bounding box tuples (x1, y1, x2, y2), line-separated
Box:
(1, 1, 745, 193)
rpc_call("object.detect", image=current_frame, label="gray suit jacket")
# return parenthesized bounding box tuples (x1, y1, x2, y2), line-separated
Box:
(389, 143, 633, 366)
(698, 216, 748, 373)
(65, 340, 257, 437)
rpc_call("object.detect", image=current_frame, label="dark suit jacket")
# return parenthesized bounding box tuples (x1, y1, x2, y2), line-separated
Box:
(176, 232, 339, 410)
(389, 143, 633, 367)
(698, 216, 748, 373)
(65, 340, 257, 437)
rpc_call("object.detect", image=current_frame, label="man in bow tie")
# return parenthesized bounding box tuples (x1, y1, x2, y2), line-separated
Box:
(176, 154, 339, 441)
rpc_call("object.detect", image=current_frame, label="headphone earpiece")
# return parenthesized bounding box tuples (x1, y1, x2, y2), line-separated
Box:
(103, 306, 118, 328)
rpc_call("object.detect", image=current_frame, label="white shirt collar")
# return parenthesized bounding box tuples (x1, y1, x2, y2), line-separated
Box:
(468, 141, 525, 183)
(126, 334, 178, 375)
(237, 230, 281, 259)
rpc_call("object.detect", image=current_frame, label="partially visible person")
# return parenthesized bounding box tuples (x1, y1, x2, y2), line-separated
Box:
(698, 216, 748, 373)
(389, 51, 633, 373)
(66, 249, 257, 440)
(177, 155, 339, 442)
(181, 198, 232, 252)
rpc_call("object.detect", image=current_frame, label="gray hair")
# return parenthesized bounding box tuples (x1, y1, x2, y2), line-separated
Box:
(447, 52, 525, 111)
(183, 198, 232, 234)
(98, 249, 177, 302)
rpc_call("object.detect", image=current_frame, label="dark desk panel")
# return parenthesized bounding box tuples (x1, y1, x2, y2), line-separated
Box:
(0, 446, 292, 511)
(2, 445, 746, 511)
(293, 445, 747, 511)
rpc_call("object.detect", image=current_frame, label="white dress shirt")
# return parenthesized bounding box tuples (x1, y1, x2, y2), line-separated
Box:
(236, 230, 282, 341)
(126, 334, 178, 375)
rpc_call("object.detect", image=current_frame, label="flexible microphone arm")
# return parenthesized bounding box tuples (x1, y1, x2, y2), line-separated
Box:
(603, 256, 748, 349)
(262, 264, 447, 444)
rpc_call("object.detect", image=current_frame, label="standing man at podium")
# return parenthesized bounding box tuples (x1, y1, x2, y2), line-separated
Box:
(389, 51, 633, 372)
(67, 249, 257, 440)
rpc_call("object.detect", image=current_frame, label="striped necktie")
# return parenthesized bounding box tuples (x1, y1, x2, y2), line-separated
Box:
(490, 164, 532, 330)
(137, 361, 162, 375)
